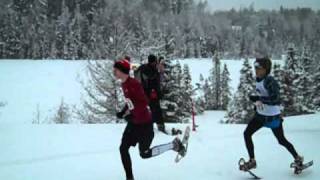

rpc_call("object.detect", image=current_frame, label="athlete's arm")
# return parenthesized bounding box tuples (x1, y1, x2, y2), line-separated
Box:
(259, 76, 281, 105)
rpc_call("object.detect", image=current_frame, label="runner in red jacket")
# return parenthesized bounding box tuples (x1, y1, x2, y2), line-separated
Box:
(120, 75, 152, 124)
(113, 59, 185, 180)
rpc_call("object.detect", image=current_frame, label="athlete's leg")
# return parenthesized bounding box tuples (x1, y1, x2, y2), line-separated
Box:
(138, 127, 155, 159)
(244, 116, 264, 159)
(138, 125, 178, 159)
(120, 126, 135, 179)
(272, 123, 299, 159)
(150, 100, 166, 132)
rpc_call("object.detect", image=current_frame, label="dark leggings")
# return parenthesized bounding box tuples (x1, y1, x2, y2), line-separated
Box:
(120, 141, 153, 179)
(120, 124, 154, 179)
(149, 100, 164, 126)
(244, 115, 298, 159)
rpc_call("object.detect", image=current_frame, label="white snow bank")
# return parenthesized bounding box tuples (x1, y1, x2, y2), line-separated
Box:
(0, 60, 87, 123)
(0, 111, 318, 180)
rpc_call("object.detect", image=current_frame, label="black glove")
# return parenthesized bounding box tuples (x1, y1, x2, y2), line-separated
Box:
(116, 110, 133, 122)
(116, 106, 129, 119)
(123, 114, 133, 122)
(116, 111, 125, 119)
(249, 95, 260, 102)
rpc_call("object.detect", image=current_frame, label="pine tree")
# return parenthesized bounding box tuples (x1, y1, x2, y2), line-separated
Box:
(4, 9, 23, 59)
(226, 58, 255, 124)
(293, 48, 314, 112)
(220, 64, 231, 110)
(55, 0, 70, 59)
(180, 64, 193, 117)
(79, 61, 122, 123)
(199, 73, 204, 85)
(280, 45, 316, 115)
(272, 63, 285, 110)
(213, 53, 221, 109)
(282, 46, 298, 115)
(65, 4, 82, 60)
(206, 53, 221, 109)
(202, 79, 211, 110)
(161, 60, 183, 122)
(194, 74, 206, 114)
(29, 0, 50, 59)
(313, 64, 320, 109)
(53, 98, 70, 124)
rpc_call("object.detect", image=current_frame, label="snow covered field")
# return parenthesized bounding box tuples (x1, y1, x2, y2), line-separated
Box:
(0, 60, 87, 123)
(0, 111, 318, 180)
(0, 59, 318, 179)
(0, 59, 283, 123)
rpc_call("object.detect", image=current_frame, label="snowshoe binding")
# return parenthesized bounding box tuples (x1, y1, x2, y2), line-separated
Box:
(239, 158, 261, 179)
(290, 156, 313, 175)
(174, 126, 190, 163)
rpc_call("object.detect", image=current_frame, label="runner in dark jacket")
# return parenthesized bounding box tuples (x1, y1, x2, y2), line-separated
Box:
(138, 54, 165, 132)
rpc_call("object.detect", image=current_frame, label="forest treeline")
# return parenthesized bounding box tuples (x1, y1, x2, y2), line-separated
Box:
(0, 0, 320, 60)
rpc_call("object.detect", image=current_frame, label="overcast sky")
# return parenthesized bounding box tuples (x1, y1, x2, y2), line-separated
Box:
(198, 0, 320, 11)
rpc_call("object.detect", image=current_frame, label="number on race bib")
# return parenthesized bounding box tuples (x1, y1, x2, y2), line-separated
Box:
(126, 98, 134, 110)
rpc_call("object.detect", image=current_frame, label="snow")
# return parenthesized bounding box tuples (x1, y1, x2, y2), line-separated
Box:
(0, 60, 87, 123)
(0, 59, 318, 179)
(0, 59, 283, 123)
(0, 111, 318, 180)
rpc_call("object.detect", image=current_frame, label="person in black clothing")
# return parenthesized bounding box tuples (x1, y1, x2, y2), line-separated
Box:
(138, 54, 166, 132)
(240, 58, 304, 171)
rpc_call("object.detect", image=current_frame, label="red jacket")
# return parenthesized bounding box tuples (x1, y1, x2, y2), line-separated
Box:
(121, 77, 152, 124)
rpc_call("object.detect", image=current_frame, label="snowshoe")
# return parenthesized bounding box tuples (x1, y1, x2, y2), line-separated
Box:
(172, 137, 185, 155)
(171, 128, 183, 135)
(290, 156, 313, 175)
(239, 158, 257, 171)
(175, 126, 191, 163)
(239, 158, 261, 179)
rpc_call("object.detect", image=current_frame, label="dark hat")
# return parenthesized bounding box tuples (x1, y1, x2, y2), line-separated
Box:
(124, 55, 131, 62)
(114, 59, 131, 74)
(254, 57, 272, 75)
(148, 54, 157, 64)
(158, 56, 165, 63)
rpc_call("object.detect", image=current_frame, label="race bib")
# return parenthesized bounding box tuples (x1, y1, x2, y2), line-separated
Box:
(125, 98, 134, 110)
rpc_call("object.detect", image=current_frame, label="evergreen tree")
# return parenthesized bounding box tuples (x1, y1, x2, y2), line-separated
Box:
(282, 46, 299, 115)
(66, 5, 83, 60)
(1, 1, 320, 60)
(206, 53, 221, 109)
(79, 61, 122, 123)
(272, 63, 285, 110)
(55, 0, 70, 59)
(161, 60, 183, 122)
(52, 98, 70, 124)
(202, 79, 211, 110)
(29, 0, 51, 59)
(194, 74, 206, 114)
(4, 9, 22, 59)
(220, 64, 231, 110)
(226, 58, 255, 124)
(293, 48, 314, 112)
(313, 64, 320, 109)
(180, 64, 193, 117)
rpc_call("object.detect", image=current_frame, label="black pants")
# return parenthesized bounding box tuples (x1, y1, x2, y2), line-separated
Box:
(244, 114, 298, 159)
(120, 123, 154, 179)
(149, 100, 164, 126)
